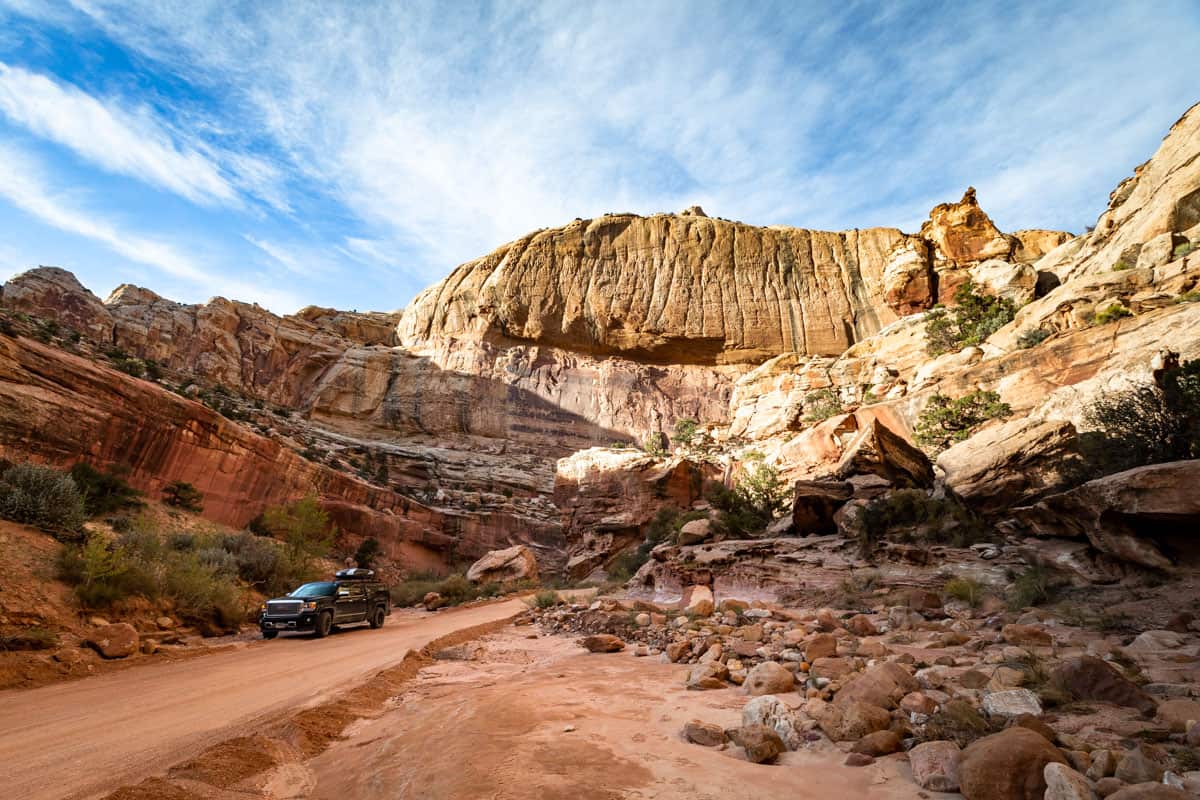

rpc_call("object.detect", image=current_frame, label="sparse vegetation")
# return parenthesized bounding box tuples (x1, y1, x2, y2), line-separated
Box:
(854, 489, 992, 556)
(642, 433, 668, 457)
(943, 576, 985, 607)
(705, 456, 788, 538)
(353, 537, 381, 568)
(1174, 241, 1198, 259)
(260, 494, 337, 582)
(1177, 290, 1200, 304)
(1112, 260, 1133, 271)
(162, 480, 205, 512)
(112, 356, 147, 378)
(69, 463, 143, 517)
(389, 572, 506, 608)
(914, 390, 1011, 454)
(0, 463, 86, 540)
(531, 589, 562, 609)
(1008, 564, 1055, 608)
(606, 507, 706, 581)
(671, 418, 699, 446)
(0, 627, 59, 651)
(1016, 328, 1050, 349)
(924, 280, 1017, 356)
(1093, 303, 1132, 324)
(1078, 357, 1200, 476)
(803, 389, 843, 422)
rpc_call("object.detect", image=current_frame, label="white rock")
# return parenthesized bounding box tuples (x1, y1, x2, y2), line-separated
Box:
(983, 688, 1043, 718)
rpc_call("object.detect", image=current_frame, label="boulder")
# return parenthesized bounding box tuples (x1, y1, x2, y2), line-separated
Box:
(683, 719, 726, 747)
(580, 635, 625, 653)
(465, 545, 539, 584)
(744, 661, 795, 696)
(422, 592, 445, 610)
(84, 623, 139, 659)
(791, 480, 853, 535)
(909, 740, 962, 792)
(1010, 461, 1200, 571)
(851, 729, 901, 756)
(982, 689, 1044, 718)
(742, 695, 803, 750)
(1156, 698, 1200, 733)
(834, 701, 892, 741)
(1043, 762, 1098, 800)
(833, 418, 934, 488)
(834, 662, 918, 710)
(684, 585, 715, 617)
(937, 417, 1080, 514)
(958, 726, 1069, 800)
(1051, 656, 1157, 715)
(727, 724, 785, 764)
(677, 518, 714, 546)
(687, 662, 729, 690)
(1114, 748, 1165, 784)
(1002, 624, 1052, 647)
(804, 632, 839, 662)
(970, 259, 1038, 305)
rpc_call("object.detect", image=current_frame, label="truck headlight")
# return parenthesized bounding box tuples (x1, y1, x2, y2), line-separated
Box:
(303, 601, 318, 610)
(259, 603, 267, 613)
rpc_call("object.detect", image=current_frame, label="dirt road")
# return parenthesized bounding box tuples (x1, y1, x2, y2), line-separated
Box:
(0, 599, 528, 800)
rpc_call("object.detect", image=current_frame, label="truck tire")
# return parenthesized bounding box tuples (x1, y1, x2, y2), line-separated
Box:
(369, 605, 386, 629)
(262, 629, 278, 640)
(314, 611, 333, 638)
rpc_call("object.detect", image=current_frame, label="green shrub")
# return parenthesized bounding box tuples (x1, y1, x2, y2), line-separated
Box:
(390, 572, 505, 608)
(0, 627, 59, 651)
(261, 494, 336, 578)
(671, 418, 699, 446)
(1174, 241, 1197, 259)
(1078, 358, 1200, 475)
(1112, 260, 1133, 271)
(704, 458, 788, 539)
(943, 576, 985, 607)
(532, 589, 562, 609)
(69, 463, 143, 517)
(803, 389, 843, 422)
(1009, 565, 1054, 608)
(112, 357, 146, 378)
(0, 463, 86, 539)
(354, 537, 381, 568)
(924, 280, 1017, 356)
(162, 481, 204, 512)
(914, 390, 1011, 454)
(642, 433, 667, 457)
(855, 489, 991, 556)
(1093, 303, 1132, 324)
(1177, 291, 1200, 304)
(1016, 328, 1050, 349)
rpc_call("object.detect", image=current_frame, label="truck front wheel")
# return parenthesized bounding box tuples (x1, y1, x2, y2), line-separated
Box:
(262, 629, 278, 640)
(369, 605, 386, 629)
(314, 611, 333, 638)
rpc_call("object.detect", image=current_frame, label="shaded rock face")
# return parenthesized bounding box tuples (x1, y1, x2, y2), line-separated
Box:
(554, 449, 716, 579)
(1011, 460, 1200, 570)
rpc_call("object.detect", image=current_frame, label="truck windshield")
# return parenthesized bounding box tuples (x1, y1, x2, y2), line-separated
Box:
(290, 582, 336, 598)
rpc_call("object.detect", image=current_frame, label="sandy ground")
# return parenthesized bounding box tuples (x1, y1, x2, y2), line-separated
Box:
(305, 629, 931, 800)
(0, 599, 529, 800)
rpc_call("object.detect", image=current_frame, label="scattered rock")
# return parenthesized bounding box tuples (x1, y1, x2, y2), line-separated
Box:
(742, 695, 802, 750)
(805, 633, 839, 661)
(727, 724, 785, 764)
(742, 661, 794, 696)
(580, 634, 625, 653)
(683, 719, 726, 747)
(685, 585, 715, 617)
(1114, 748, 1165, 784)
(1156, 698, 1200, 733)
(422, 592, 445, 610)
(835, 662, 918, 710)
(983, 689, 1043, 718)
(852, 729, 901, 757)
(1002, 624, 1052, 647)
(844, 752, 875, 767)
(1043, 762, 1096, 800)
(1106, 785, 1191, 799)
(1052, 656, 1156, 715)
(687, 662, 729, 691)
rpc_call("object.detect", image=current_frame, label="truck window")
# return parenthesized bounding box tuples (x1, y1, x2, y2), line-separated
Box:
(290, 582, 336, 598)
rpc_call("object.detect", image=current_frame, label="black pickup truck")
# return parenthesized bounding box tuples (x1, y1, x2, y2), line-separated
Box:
(259, 568, 391, 639)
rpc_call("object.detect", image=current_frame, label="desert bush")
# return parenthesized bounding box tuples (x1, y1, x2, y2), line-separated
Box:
(0, 627, 59, 651)
(1016, 328, 1050, 349)
(855, 489, 991, 557)
(671, 418, 699, 446)
(914, 390, 1011, 455)
(354, 537, 381, 568)
(1111, 260, 1133, 271)
(531, 589, 562, 609)
(69, 462, 143, 517)
(261, 494, 335, 575)
(390, 572, 504, 608)
(1079, 358, 1200, 476)
(642, 433, 668, 457)
(1174, 241, 1197, 258)
(0, 463, 86, 539)
(1093, 303, 1132, 324)
(924, 280, 1016, 356)
(1008, 564, 1054, 608)
(112, 357, 146, 378)
(803, 389, 843, 422)
(943, 576, 985, 607)
(162, 481, 204, 512)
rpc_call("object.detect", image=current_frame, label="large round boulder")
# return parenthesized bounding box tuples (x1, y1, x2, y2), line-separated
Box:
(958, 726, 1068, 800)
(84, 623, 139, 659)
(465, 545, 539, 584)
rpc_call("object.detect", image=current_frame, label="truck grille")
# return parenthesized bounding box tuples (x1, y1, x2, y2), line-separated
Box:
(266, 600, 303, 615)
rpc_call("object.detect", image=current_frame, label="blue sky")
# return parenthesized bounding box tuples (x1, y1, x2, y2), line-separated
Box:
(0, 1, 1197, 314)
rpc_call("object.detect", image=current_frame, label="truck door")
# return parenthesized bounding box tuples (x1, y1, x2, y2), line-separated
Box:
(334, 582, 367, 622)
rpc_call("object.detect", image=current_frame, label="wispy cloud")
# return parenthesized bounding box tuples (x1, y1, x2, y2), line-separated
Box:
(0, 141, 300, 311)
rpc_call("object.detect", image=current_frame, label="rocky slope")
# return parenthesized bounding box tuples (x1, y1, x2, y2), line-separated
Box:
(1, 102, 1197, 584)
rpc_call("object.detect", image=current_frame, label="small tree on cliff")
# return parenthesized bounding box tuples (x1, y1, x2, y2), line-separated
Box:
(924, 281, 1016, 356)
(162, 481, 204, 513)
